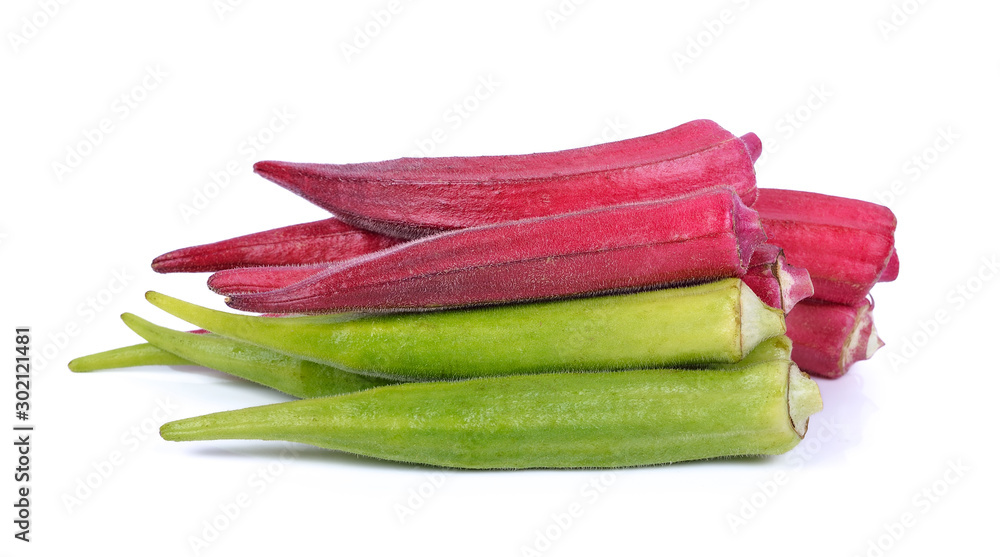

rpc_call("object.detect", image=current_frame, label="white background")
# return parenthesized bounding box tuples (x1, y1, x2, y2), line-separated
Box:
(3, 1, 998, 556)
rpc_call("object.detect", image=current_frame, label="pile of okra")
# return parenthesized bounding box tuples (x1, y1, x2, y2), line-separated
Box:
(71, 119, 897, 469)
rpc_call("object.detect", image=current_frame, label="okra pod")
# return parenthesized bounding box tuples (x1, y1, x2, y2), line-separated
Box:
(254, 120, 758, 238)
(754, 189, 897, 305)
(160, 358, 822, 469)
(219, 190, 766, 314)
(152, 217, 401, 273)
(145, 278, 786, 381)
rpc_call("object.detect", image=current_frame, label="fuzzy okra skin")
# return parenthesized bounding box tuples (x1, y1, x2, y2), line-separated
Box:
(254, 120, 758, 238)
(152, 217, 401, 273)
(754, 189, 897, 306)
(218, 189, 766, 314)
(145, 278, 785, 381)
(160, 359, 822, 469)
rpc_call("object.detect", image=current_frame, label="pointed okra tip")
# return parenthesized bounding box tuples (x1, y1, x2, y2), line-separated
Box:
(67, 356, 90, 373)
(159, 418, 195, 442)
(160, 420, 189, 441)
(145, 290, 201, 319)
(252, 160, 290, 184)
(160, 412, 241, 442)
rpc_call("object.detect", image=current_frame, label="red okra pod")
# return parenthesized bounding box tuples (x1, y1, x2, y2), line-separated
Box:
(754, 189, 897, 306)
(151, 217, 401, 273)
(254, 119, 759, 238)
(220, 188, 766, 314)
(209, 245, 813, 308)
(784, 298, 883, 378)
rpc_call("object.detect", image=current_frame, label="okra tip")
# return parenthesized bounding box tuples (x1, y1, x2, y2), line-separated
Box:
(252, 160, 289, 185)
(160, 416, 203, 442)
(145, 291, 204, 320)
(68, 339, 191, 372)
(67, 356, 95, 373)
(160, 411, 257, 442)
(120, 312, 156, 337)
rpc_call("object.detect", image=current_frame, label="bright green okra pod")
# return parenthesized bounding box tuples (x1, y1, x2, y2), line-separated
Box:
(70, 327, 792, 401)
(69, 316, 398, 398)
(160, 357, 822, 469)
(146, 278, 785, 381)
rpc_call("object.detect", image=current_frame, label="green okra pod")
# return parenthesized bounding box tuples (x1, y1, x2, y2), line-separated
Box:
(160, 357, 823, 469)
(145, 278, 785, 381)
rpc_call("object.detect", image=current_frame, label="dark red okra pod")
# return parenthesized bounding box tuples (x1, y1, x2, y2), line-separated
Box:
(254, 120, 759, 238)
(221, 188, 766, 314)
(152, 217, 402, 273)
